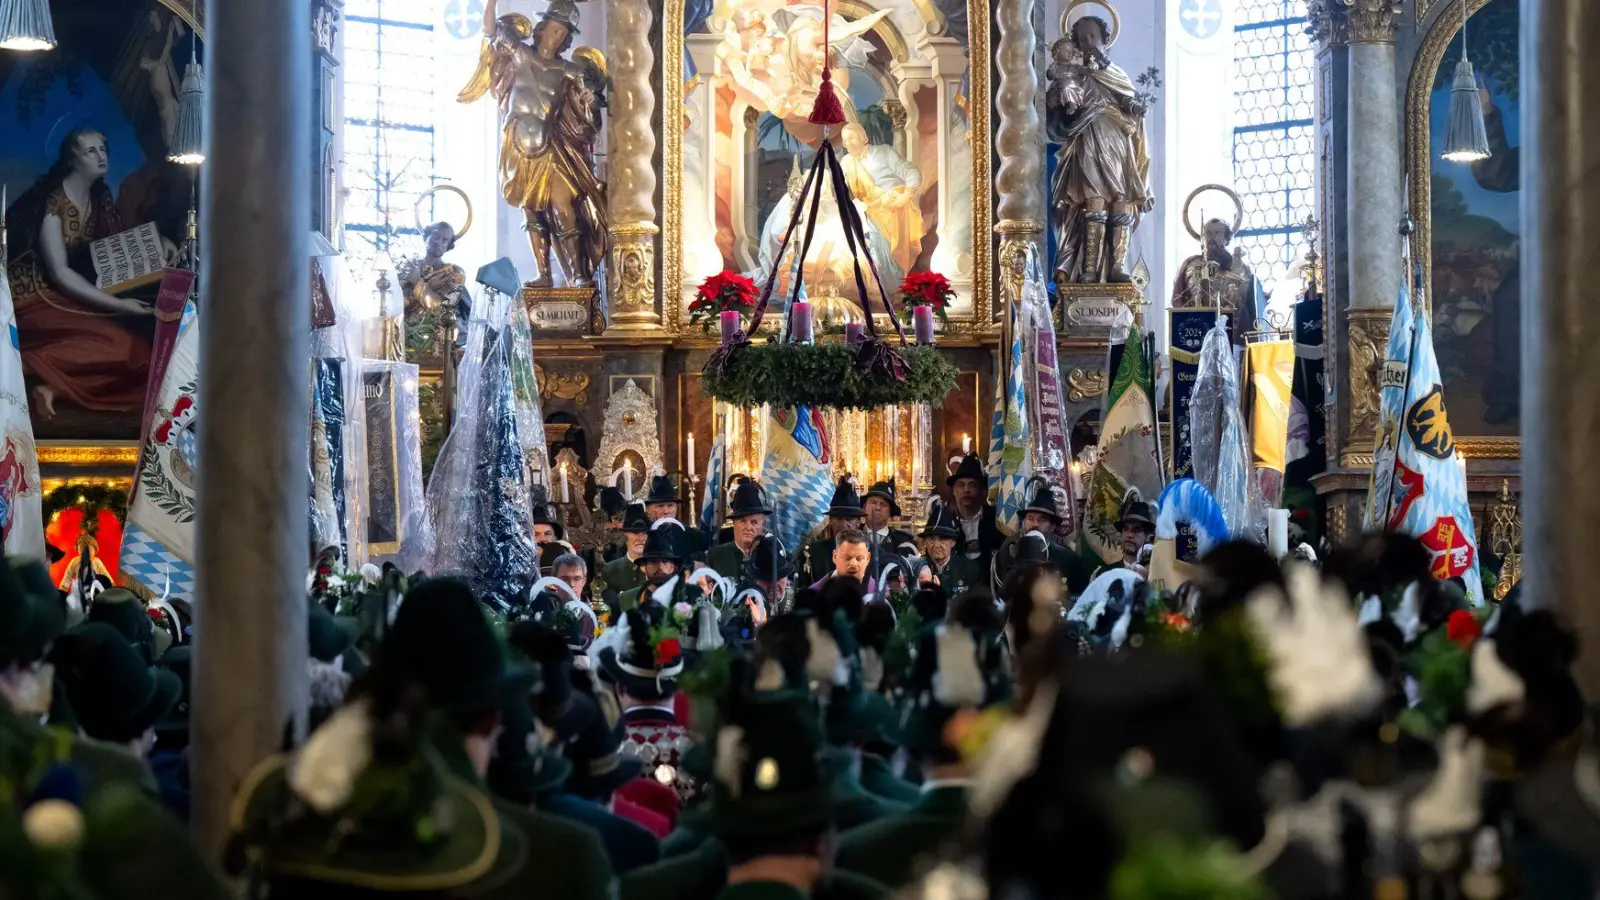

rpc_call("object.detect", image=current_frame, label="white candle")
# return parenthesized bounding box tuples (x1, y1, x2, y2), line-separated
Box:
(687, 432, 697, 476)
(1268, 508, 1290, 559)
(962, 433, 971, 455)
(623, 461, 634, 499)
(561, 465, 570, 504)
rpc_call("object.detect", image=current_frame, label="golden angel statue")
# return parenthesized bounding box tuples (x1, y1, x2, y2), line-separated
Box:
(1046, 4, 1153, 285)
(459, 0, 609, 288)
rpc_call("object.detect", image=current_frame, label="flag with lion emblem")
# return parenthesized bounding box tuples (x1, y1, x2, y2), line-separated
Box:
(1083, 326, 1164, 564)
(0, 247, 42, 559)
(1375, 294, 1482, 606)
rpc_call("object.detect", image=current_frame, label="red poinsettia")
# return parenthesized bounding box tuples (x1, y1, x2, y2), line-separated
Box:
(1446, 609, 1481, 649)
(688, 271, 759, 331)
(655, 638, 682, 667)
(897, 271, 955, 326)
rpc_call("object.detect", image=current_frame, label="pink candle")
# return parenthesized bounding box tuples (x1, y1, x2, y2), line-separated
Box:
(845, 322, 865, 345)
(720, 309, 742, 344)
(791, 301, 814, 343)
(914, 306, 936, 345)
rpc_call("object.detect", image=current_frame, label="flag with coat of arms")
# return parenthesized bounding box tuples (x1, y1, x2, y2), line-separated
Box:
(120, 305, 200, 601)
(0, 240, 42, 559)
(987, 299, 1030, 531)
(761, 405, 832, 555)
(1366, 284, 1482, 606)
(1083, 325, 1165, 564)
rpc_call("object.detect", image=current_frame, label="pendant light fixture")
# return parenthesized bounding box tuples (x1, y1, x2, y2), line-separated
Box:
(167, 0, 204, 165)
(0, 0, 56, 51)
(1441, 0, 1490, 163)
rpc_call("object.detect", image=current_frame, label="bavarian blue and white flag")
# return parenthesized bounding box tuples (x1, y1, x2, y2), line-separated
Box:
(0, 252, 42, 559)
(1373, 291, 1483, 606)
(1364, 283, 1416, 532)
(761, 405, 832, 554)
(699, 417, 728, 533)
(121, 304, 199, 601)
(987, 300, 1030, 531)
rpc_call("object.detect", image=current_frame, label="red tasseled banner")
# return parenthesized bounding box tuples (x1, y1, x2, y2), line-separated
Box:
(808, 69, 847, 126)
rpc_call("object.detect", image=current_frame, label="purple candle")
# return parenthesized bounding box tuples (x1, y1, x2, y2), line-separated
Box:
(720, 309, 742, 344)
(845, 321, 866, 345)
(914, 306, 936, 345)
(791, 301, 814, 343)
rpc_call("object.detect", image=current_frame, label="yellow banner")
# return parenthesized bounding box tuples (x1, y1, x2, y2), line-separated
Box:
(1248, 340, 1294, 473)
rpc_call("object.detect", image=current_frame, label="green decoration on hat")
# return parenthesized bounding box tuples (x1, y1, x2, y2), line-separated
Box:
(702, 691, 848, 839)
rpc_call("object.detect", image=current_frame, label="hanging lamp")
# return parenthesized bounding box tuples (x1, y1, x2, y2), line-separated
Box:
(1441, 0, 1490, 163)
(0, 0, 56, 51)
(168, 0, 204, 165)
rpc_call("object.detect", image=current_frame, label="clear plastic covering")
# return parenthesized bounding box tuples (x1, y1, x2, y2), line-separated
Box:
(425, 295, 538, 613)
(361, 360, 436, 573)
(1187, 316, 1265, 541)
(1019, 246, 1077, 538)
(308, 248, 370, 566)
(505, 299, 552, 503)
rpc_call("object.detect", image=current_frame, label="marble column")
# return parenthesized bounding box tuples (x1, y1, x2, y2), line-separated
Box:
(191, 0, 310, 856)
(606, 0, 660, 330)
(1341, 0, 1401, 456)
(1524, 0, 1600, 693)
(991, 0, 1044, 316)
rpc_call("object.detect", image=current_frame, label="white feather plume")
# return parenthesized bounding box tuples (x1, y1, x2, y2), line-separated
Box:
(860, 646, 885, 692)
(1245, 563, 1382, 727)
(1465, 638, 1525, 715)
(528, 575, 581, 605)
(650, 517, 686, 532)
(359, 563, 382, 583)
(290, 698, 373, 814)
(714, 725, 746, 799)
(804, 618, 847, 687)
(1356, 594, 1383, 627)
(932, 624, 985, 707)
(1408, 725, 1486, 841)
(1391, 582, 1422, 644)
(650, 575, 683, 608)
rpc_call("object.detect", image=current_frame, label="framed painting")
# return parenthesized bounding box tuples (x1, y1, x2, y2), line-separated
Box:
(1405, 0, 1520, 458)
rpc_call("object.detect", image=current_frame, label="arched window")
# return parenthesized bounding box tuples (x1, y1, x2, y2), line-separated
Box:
(343, 0, 441, 265)
(1231, 0, 1315, 294)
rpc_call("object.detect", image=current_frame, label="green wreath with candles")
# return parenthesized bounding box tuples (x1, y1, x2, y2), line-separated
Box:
(700, 342, 957, 411)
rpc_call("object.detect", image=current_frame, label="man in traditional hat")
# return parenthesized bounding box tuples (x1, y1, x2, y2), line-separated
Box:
(615, 523, 700, 614)
(946, 453, 1006, 576)
(708, 479, 773, 580)
(533, 500, 566, 547)
(365, 576, 614, 899)
(646, 473, 710, 559)
(915, 503, 979, 599)
(799, 477, 869, 585)
(730, 534, 793, 633)
(835, 596, 1010, 889)
(863, 481, 917, 555)
(993, 481, 1094, 593)
(601, 502, 651, 603)
(1093, 496, 1155, 579)
(597, 485, 630, 561)
(602, 606, 700, 803)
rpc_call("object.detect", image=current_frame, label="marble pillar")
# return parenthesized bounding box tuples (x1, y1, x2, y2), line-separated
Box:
(1524, 0, 1600, 693)
(606, 0, 661, 330)
(992, 0, 1045, 317)
(192, 0, 310, 856)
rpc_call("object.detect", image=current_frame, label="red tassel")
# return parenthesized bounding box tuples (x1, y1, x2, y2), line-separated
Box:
(808, 69, 847, 126)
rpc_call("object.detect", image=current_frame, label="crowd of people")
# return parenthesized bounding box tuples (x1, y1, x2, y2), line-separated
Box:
(1, 452, 1596, 899)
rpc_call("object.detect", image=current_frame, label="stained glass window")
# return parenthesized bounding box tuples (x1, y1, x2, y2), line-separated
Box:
(1231, 0, 1315, 293)
(343, 0, 440, 266)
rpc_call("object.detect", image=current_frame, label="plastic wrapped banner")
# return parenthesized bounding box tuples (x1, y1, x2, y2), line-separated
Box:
(506, 299, 551, 494)
(1167, 309, 1217, 481)
(1189, 317, 1264, 542)
(0, 258, 41, 558)
(312, 360, 350, 557)
(363, 361, 434, 572)
(1022, 249, 1074, 535)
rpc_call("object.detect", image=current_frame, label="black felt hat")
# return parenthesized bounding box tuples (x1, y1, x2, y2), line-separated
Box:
(897, 600, 1011, 760)
(636, 525, 686, 566)
(86, 587, 158, 665)
(864, 481, 902, 517)
(599, 606, 684, 701)
(531, 502, 566, 541)
(748, 534, 796, 583)
(946, 453, 989, 488)
(827, 478, 865, 518)
(53, 622, 182, 744)
(377, 578, 538, 712)
(728, 479, 774, 519)
(919, 502, 963, 540)
(1115, 497, 1156, 530)
(0, 556, 64, 664)
(645, 474, 680, 505)
(598, 486, 628, 519)
(1022, 479, 1064, 525)
(702, 690, 850, 838)
(155, 644, 192, 735)
(621, 502, 650, 533)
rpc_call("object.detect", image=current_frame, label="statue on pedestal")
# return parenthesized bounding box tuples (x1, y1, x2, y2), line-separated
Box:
(1045, 3, 1153, 286)
(1171, 186, 1257, 344)
(459, 0, 609, 288)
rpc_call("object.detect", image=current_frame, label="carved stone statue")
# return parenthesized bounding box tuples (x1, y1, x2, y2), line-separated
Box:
(1045, 11, 1153, 286)
(400, 221, 470, 320)
(1170, 217, 1258, 344)
(459, 0, 609, 288)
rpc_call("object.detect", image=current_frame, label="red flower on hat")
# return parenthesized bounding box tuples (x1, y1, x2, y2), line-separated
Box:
(1446, 609, 1481, 649)
(655, 638, 681, 667)
(148, 607, 166, 623)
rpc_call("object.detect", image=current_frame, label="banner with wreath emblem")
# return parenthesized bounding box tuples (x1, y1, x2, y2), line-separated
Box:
(121, 305, 199, 601)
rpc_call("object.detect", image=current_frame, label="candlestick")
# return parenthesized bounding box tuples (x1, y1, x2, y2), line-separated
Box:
(845, 321, 865, 345)
(561, 465, 571, 504)
(720, 309, 742, 345)
(913, 306, 935, 345)
(792, 301, 814, 343)
(687, 432, 697, 477)
(962, 433, 971, 455)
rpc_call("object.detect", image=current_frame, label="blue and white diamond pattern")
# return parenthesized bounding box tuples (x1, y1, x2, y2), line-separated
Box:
(119, 522, 195, 601)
